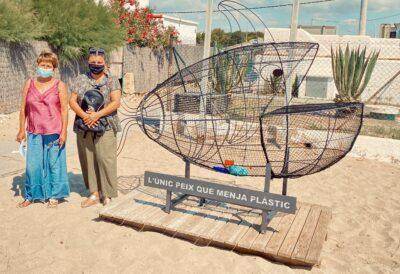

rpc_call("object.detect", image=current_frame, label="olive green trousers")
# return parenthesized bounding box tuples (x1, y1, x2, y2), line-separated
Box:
(76, 130, 118, 198)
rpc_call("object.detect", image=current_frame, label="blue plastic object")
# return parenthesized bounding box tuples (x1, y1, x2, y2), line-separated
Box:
(213, 166, 229, 174)
(228, 165, 249, 176)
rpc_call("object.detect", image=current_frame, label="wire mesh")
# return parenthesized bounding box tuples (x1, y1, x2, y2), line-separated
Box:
(118, 1, 366, 179)
(133, 42, 363, 178)
(270, 32, 400, 106)
(260, 102, 363, 178)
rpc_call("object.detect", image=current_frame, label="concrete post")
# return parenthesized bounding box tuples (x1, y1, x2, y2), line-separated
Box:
(359, 0, 368, 35)
(203, 0, 214, 59)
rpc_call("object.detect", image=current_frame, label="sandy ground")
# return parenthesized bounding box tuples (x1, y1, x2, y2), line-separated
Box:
(0, 110, 399, 273)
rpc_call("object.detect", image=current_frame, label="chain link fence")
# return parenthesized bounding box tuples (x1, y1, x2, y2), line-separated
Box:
(0, 41, 85, 114)
(124, 35, 400, 107)
(122, 45, 206, 96)
(270, 30, 400, 107)
(2, 37, 399, 113)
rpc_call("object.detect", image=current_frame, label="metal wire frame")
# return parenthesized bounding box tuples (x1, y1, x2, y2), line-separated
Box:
(117, 2, 364, 179)
(259, 102, 363, 178)
(132, 41, 363, 178)
(217, 0, 275, 44)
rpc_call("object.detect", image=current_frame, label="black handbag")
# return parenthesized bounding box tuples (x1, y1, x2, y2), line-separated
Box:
(74, 88, 109, 137)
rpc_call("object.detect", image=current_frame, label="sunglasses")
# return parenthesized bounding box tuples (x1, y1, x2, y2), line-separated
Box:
(88, 47, 105, 56)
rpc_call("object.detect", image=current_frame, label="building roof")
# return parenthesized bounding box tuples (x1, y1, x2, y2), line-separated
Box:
(266, 28, 400, 59)
(299, 25, 336, 29)
(161, 15, 199, 26)
(265, 28, 400, 103)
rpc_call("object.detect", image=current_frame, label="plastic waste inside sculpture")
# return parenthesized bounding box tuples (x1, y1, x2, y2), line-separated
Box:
(118, 0, 363, 180)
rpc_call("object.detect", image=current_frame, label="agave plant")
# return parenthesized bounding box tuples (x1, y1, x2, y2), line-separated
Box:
(292, 75, 299, 97)
(331, 45, 379, 102)
(210, 43, 248, 94)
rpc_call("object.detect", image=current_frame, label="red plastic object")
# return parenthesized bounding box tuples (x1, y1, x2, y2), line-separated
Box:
(224, 160, 234, 167)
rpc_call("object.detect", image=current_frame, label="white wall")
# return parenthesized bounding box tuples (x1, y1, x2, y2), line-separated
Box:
(163, 18, 198, 45)
(137, 0, 149, 8)
(94, 0, 148, 8)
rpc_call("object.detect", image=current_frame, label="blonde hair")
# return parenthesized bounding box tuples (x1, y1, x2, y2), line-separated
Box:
(36, 51, 59, 69)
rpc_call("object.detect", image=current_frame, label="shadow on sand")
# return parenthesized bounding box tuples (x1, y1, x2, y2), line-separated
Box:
(11, 172, 144, 198)
(11, 172, 88, 198)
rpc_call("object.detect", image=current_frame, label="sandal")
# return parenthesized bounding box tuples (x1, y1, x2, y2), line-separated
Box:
(103, 197, 112, 206)
(47, 199, 58, 208)
(17, 200, 32, 208)
(81, 194, 100, 208)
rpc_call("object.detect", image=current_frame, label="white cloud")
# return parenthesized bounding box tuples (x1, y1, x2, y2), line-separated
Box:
(368, 0, 399, 12)
(149, 0, 398, 34)
(151, 0, 398, 14)
(301, 0, 399, 15)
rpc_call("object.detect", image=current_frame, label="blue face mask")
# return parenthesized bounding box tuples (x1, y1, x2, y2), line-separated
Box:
(37, 67, 54, 78)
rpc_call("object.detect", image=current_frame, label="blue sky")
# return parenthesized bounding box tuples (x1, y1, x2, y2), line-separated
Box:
(149, 0, 400, 36)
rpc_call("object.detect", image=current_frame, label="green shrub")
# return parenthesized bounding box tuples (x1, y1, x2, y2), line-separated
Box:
(0, 0, 42, 42)
(111, 0, 179, 48)
(33, 0, 125, 60)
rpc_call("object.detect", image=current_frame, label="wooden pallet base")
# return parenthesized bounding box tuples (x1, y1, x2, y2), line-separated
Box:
(99, 186, 331, 267)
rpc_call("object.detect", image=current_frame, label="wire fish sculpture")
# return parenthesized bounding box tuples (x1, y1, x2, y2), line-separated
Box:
(118, 1, 363, 179)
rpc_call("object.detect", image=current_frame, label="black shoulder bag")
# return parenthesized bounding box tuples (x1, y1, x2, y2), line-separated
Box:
(74, 86, 109, 138)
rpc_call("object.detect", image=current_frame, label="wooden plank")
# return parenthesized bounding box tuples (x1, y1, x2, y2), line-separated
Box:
(162, 198, 203, 235)
(151, 198, 199, 233)
(178, 201, 221, 240)
(100, 188, 141, 215)
(139, 197, 181, 233)
(123, 191, 167, 227)
(171, 200, 218, 240)
(229, 210, 262, 247)
(220, 209, 261, 248)
(123, 187, 185, 229)
(292, 206, 322, 261)
(210, 207, 250, 248)
(100, 189, 151, 221)
(305, 209, 332, 265)
(264, 209, 297, 256)
(99, 186, 331, 267)
(100, 188, 145, 218)
(195, 203, 238, 245)
(235, 210, 262, 252)
(142, 197, 195, 234)
(251, 211, 284, 253)
(278, 204, 311, 259)
(104, 187, 170, 229)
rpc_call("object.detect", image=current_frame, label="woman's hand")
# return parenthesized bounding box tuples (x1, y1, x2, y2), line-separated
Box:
(16, 130, 26, 143)
(86, 110, 101, 128)
(59, 131, 67, 147)
(82, 113, 92, 126)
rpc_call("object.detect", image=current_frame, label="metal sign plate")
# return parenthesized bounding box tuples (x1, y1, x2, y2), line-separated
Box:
(144, 171, 297, 213)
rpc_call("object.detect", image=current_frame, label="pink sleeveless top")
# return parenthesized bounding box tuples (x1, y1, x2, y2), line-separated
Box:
(26, 79, 62, 135)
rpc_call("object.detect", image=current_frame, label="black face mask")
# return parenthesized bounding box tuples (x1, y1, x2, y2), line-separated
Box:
(89, 64, 105, 75)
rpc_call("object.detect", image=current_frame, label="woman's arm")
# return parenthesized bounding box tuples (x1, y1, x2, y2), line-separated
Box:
(58, 81, 69, 146)
(69, 91, 91, 125)
(98, 89, 121, 116)
(16, 80, 30, 143)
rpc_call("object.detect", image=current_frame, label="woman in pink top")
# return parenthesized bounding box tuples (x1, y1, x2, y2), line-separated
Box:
(16, 51, 70, 208)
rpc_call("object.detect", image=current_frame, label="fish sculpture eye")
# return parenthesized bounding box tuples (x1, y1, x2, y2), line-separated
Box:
(273, 69, 283, 78)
